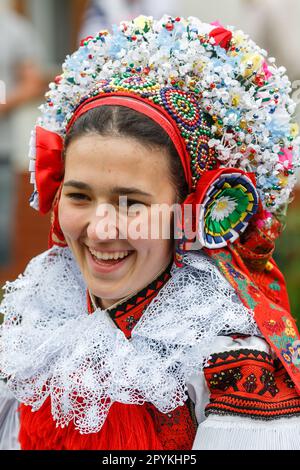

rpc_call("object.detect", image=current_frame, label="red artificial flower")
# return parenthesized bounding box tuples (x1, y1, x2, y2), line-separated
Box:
(209, 27, 233, 50)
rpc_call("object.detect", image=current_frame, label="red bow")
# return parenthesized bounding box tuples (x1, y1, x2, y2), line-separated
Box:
(209, 27, 233, 50)
(35, 126, 64, 215)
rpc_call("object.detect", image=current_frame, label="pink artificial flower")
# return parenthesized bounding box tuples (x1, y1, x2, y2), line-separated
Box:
(256, 210, 272, 229)
(210, 20, 224, 28)
(263, 60, 272, 79)
(279, 148, 293, 169)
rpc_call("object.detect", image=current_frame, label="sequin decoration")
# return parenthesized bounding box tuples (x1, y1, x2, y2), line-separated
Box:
(198, 172, 259, 248)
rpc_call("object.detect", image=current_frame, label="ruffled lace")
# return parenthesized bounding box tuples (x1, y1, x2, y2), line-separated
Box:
(0, 247, 260, 434)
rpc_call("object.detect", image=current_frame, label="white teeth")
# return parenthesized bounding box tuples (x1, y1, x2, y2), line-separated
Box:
(89, 248, 130, 261)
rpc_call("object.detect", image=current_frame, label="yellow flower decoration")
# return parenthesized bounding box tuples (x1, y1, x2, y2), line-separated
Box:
(132, 15, 152, 32)
(283, 352, 292, 363)
(265, 261, 274, 272)
(286, 319, 293, 328)
(278, 174, 289, 187)
(285, 327, 296, 338)
(232, 31, 247, 47)
(290, 123, 299, 138)
(193, 61, 205, 75)
(241, 53, 264, 78)
(232, 95, 240, 107)
(98, 29, 109, 36)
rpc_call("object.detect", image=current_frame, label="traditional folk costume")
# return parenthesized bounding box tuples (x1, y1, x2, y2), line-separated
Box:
(1, 15, 300, 450)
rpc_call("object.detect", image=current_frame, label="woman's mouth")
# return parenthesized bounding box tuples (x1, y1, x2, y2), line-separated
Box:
(86, 246, 134, 273)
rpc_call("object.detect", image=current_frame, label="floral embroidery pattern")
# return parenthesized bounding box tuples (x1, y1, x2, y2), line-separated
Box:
(224, 262, 245, 280)
(281, 348, 294, 364)
(243, 373, 257, 393)
(269, 280, 281, 292)
(209, 368, 242, 392)
(284, 373, 296, 389)
(126, 316, 138, 331)
(258, 368, 279, 397)
(285, 319, 297, 338)
(263, 318, 285, 335)
(209, 251, 258, 310)
(269, 317, 300, 367)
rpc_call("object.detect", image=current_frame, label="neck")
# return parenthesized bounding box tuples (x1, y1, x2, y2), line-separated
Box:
(91, 258, 174, 311)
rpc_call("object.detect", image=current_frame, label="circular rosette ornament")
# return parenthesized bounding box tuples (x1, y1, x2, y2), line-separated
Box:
(194, 169, 259, 249)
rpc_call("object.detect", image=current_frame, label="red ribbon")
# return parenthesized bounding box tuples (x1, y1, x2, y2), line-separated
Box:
(35, 126, 64, 215)
(209, 27, 233, 50)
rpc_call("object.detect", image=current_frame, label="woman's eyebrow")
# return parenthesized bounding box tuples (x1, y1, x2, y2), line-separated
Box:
(111, 186, 153, 197)
(63, 182, 153, 197)
(63, 181, 92, 190)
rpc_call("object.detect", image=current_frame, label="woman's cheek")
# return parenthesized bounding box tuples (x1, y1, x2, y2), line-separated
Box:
(58, 199, 85, 240)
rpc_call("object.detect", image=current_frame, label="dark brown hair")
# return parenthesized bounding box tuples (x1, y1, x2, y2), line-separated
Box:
(64, 106, 189, 203)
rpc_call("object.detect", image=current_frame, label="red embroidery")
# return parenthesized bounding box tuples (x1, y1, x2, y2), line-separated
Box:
(204, 348, 300, 420)
(146, 402, 196, 450)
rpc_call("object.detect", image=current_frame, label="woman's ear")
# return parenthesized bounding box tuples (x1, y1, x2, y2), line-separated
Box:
(49, 185, 67, 249)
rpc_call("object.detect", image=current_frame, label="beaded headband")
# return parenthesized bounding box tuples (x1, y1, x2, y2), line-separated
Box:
(29, 15, 300, 254)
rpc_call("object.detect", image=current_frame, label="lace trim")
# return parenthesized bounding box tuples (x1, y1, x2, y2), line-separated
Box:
(0, 246, 260, 434)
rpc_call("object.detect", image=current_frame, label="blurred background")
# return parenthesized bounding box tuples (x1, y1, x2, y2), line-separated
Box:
(0, 0, 299, 318)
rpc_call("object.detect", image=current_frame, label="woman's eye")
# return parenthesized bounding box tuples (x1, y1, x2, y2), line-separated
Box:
(66, 193, 90, 201)
(119, 199, 146, 208)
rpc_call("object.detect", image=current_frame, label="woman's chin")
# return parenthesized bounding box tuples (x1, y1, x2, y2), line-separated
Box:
(88, 284, 132, 309)
(84, 269, 137, 305)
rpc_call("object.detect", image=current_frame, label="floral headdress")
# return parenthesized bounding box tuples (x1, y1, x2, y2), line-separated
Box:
(28, 15, 300, 273)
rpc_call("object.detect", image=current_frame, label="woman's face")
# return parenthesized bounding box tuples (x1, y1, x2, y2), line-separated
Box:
(59, 134, 177, 309)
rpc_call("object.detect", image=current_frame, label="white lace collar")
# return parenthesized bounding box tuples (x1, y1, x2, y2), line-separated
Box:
(0, 246, 260, 434)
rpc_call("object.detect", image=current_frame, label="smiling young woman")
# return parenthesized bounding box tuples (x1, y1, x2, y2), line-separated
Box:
(1, 15, 300, 451)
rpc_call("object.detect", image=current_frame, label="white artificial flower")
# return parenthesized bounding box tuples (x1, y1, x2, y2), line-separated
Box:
(210, 196, 238, 222)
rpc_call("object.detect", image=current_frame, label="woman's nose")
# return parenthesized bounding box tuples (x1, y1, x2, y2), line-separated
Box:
(87, 204, 119, 241)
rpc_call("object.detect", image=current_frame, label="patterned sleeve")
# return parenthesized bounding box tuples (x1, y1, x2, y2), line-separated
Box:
(187, 335, 300, 450)
(0, 381, 20, 450)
